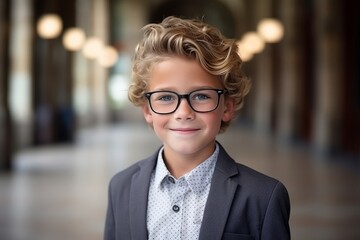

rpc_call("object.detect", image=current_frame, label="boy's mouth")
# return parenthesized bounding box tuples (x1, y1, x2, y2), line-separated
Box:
(170, 128, 200, 133)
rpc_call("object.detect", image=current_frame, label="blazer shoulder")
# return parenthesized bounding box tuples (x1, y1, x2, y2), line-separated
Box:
(111, 159, 144, 181)
(216, 144, 290, 206)
(217, 143, 283, 188)
(236, 161, 287, 190)
(231, 161, 290, 211)
(108, 152, 157, 192)
(237, 162, 278, 183)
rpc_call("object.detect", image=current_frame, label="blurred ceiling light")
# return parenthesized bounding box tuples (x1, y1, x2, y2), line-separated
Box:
(236, 41, 253, 62)
(82, 37, 103, 59)
(97, 46, 119, 68)
(257, 18, 284, 43)
(37, 14, 63, 39)
(240, 31, 265, 55)
(108, 74, 129, 106)
(62, 28, 86, 51)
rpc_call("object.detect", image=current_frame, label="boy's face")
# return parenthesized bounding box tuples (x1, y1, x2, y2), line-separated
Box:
(143, 57, 234, 160)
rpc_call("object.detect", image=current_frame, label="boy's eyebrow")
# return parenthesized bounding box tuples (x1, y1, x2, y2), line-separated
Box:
(149, 86, 223, 92)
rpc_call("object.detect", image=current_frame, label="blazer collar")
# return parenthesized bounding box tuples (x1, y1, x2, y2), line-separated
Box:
(199, 142, 239, 240)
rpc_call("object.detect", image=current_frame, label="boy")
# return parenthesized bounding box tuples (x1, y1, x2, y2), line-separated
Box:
(104, 16, 290, 240)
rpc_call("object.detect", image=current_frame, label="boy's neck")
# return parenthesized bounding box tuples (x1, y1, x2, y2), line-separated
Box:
(162, 144, 216, 179)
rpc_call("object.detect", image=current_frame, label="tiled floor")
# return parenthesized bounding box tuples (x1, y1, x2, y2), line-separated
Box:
(0, 122, 359, 240)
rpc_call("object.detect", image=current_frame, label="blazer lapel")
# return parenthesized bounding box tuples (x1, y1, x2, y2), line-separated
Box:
(199, 144, 239, 240)
(129, 152, 158, 240)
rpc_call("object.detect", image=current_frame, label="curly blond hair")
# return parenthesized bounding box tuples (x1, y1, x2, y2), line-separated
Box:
(129, 16, 250, 132)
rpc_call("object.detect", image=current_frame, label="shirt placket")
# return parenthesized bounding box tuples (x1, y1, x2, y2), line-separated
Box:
(168, 176, 190, 240)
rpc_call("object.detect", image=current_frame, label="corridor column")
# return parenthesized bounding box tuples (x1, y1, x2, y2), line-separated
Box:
(90, 0, 109, 124)
(73, 0, 110, 126)
(0, 0, 12, 170)
(107, 0, 147, 122)
(253, 0, 275, 133)
(313, 0, 344, 153)
(276, 0, 304, 142)
(9, 0, 33, 148)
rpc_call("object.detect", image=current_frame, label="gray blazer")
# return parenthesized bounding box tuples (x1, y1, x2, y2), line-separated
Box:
(104, 143, 290, 240)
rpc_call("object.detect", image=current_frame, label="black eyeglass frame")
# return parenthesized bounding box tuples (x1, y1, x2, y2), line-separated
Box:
(144, 89, 226, 114)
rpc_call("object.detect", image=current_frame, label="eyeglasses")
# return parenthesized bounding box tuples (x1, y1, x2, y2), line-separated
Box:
(145, 89, 226, 114)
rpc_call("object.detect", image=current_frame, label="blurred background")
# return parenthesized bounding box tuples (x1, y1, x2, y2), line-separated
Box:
(0, 0, 359, 239)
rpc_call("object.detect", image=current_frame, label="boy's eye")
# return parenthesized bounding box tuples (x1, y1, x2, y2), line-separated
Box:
(192, 93, 211, 101)
(155, 94, 176, 102)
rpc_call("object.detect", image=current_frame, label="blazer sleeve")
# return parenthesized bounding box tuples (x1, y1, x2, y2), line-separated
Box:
(261, 181, 291, 240)
(104, 179, 116, 240)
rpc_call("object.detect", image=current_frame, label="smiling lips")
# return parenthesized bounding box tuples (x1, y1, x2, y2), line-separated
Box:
(170, 128, 200, 134)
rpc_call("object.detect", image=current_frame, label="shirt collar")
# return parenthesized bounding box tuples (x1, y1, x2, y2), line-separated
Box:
(153, 148, 171, 189)
(153, 144, 219, 195)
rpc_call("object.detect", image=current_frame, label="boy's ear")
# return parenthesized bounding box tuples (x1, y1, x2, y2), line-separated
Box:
(222, 98, 235, 122)
(142, 104, 153, 124)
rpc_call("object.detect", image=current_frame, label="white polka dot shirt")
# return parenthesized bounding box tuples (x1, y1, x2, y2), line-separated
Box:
(146, 144, 219, 240)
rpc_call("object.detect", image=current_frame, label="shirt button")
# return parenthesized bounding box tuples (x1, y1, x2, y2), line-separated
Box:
(168, 176, 175, 184)
(172, 205, 180, 212)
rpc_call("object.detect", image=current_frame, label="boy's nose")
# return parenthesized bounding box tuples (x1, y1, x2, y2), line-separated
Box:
(174, 98, 195, 119)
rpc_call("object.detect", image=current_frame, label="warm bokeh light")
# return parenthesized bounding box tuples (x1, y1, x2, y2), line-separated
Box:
(257, 18, 284, 43)
(97, 46, 119, 68)
(37, 14, 63, 39)
(240, 31, 265, 55)
(62, 28, 86, 51)
(82, 37, 103, 59)
(236, 40, 253, 62)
